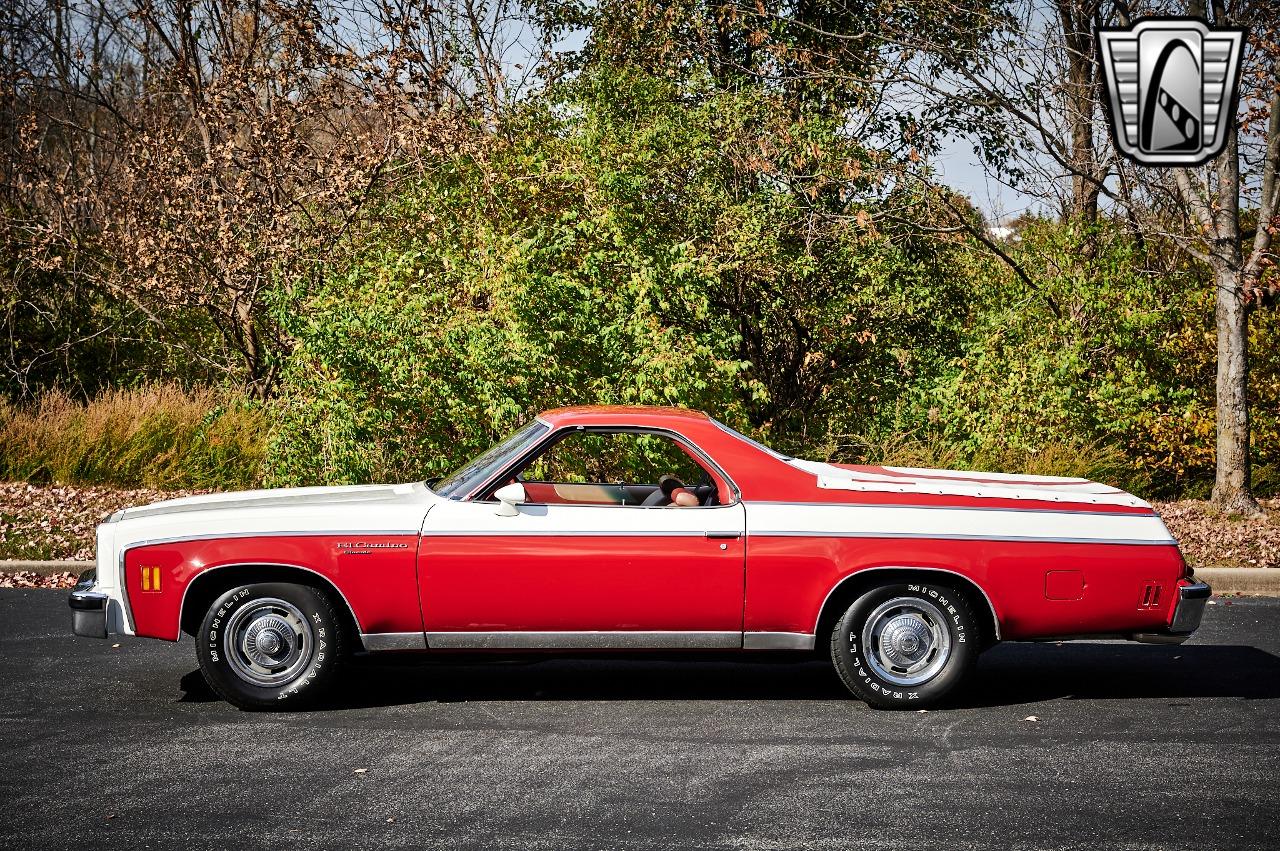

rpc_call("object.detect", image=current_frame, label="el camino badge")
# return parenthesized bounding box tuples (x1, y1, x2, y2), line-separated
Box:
(336, 541, 410, 555)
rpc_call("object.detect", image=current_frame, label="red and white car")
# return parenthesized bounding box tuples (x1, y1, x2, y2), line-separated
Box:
(70, 406, 1209, 709)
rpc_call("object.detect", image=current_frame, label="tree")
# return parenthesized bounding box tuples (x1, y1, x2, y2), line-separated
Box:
(1, 0, 543, 397)
(556, 1, 1004, 440)
(1116, 0, 1280, 513)
(849, 0, 1280, 512)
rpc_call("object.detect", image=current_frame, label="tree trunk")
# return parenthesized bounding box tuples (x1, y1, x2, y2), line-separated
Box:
(1203, 26, 1263, 517)
(232, 297, 270, 401)
(1055, 1, 1101, 228)
(1212, 265, 1261, 514)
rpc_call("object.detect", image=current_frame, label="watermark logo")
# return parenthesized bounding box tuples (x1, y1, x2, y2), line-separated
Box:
(1097, 17, 1244, 166)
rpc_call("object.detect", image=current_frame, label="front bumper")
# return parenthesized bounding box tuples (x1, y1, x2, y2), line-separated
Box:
(1132, 580, 1211, 645)
(69, 568, 108, 639)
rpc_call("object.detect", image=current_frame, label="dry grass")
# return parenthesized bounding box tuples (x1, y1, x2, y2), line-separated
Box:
(0, 384, 266, 490)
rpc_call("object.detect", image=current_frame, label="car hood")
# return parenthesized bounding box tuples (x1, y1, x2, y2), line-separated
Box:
(111, 482, 431, 522)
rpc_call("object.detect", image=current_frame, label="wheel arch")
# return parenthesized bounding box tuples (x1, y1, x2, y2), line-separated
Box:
(814, 566, 1002, 649)
(178, 562, 364, 651)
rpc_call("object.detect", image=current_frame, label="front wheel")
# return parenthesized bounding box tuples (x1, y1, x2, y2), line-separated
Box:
(196, 582, 344, 710)
(830, 581, 979, 709)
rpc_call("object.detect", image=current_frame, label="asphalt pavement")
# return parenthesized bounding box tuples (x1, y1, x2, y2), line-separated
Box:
(2, 589, 1278, 850)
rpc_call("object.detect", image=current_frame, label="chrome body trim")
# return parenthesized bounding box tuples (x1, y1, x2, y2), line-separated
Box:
(68, 589, 108, 610)
(444, 419, 553, 501)
(422, 529, 1156, 544)
(174, 561, 366, 643)
(752, 530, 1172, 547)
(123, 530, 419, 547)
(361, 631, 428, 651)
(745, 500, 1160, 517)
(814, 566, 1003, 641)
(119, 533, 413, 640)
(463, 424, 742, 506)
(708, 419, 793, 462)
(117, 527, 412, 634)
(743, 631, 815, 650)
(422, 529, 712, 537)
(116, 546, 135, 633)
(424, 631, 742, 650)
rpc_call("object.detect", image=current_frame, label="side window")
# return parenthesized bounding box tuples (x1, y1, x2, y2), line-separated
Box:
(513, 431, 718, 507)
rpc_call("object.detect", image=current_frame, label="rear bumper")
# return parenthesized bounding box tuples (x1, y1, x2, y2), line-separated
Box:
(1131, 580, 1211, 645)
(69, 569, 108, 639)
(1170, 580, 1212, 633)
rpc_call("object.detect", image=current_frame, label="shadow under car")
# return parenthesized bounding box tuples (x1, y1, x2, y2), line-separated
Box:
(178, 642, 1280, 710)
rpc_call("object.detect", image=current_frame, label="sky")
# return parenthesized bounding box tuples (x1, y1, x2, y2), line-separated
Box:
(933, 139, 1050, 224)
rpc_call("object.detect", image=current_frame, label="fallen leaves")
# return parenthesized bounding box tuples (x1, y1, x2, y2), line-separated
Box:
(0, 570, 77, 589)
(1154, 498, 1280, 568)
(0, 482, 206, 561)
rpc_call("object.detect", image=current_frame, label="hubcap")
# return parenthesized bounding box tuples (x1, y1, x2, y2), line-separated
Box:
(861, 596, 952, 687)
(224, 598, 313, 688)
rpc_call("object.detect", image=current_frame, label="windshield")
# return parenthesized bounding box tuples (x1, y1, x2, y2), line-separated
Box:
(711, 419, 793, 461)
(431, 419, 550, 499)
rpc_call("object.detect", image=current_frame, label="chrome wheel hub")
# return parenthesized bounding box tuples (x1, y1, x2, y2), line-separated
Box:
(224, 598, 313, 688)
(861, 597, 952, 687)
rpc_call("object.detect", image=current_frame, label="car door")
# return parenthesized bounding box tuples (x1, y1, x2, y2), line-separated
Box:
(417, 429, 747, 648)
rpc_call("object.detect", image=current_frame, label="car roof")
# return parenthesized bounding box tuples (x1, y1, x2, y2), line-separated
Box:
(537, 406, 713, 428)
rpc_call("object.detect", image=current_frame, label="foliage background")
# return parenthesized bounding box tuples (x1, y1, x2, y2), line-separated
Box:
(2, 1, 1278, 501)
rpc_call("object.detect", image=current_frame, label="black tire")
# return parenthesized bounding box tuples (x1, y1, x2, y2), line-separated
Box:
(830, 580, 979, 709)
(196, 582, 344, 710)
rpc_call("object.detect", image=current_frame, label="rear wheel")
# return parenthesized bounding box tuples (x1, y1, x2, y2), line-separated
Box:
(830, 580, 979, 708)
(196, 582, 344, 710)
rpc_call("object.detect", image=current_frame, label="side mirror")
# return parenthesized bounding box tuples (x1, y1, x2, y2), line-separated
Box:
(493, 482, 527, 516)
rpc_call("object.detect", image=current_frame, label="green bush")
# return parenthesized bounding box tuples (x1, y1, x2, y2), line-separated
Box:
(901, 219, 1224, 497)
(264, 182, 747, 485)
(264, 67, 970, 485)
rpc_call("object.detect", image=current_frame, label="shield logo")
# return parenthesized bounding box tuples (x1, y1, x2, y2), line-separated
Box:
(1097, 17, 1245, 166)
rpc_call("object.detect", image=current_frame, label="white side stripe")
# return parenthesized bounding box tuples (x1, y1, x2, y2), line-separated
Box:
(750, 531, 1170, 546)
(745, 502, 1174, 546)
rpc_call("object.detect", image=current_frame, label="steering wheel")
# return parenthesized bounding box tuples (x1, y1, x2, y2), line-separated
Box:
(693, 470, 716, 505)
(641, 474, 686, 507)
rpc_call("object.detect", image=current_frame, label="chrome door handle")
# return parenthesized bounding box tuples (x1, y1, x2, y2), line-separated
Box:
(704, 531, 742, 539)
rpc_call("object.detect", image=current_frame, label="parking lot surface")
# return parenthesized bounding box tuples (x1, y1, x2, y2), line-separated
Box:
(2, 589, 1278, 850)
